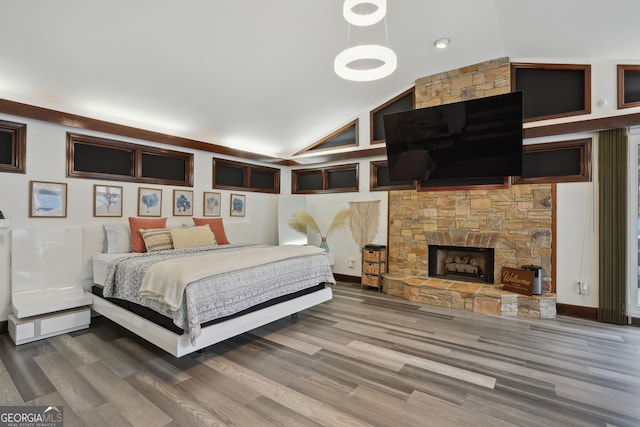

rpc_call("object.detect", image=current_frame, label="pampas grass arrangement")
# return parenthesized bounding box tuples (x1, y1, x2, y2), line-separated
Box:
(288, 210, 320, 235)
(288, 208, 349, 240)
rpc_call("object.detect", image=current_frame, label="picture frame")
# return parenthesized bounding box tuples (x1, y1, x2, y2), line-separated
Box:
(137, 187, 162, 217)
(173, 189, 194, 216)
(230, 193, 246, 217)
(29, 180, 67, 218)
(203, 191, 221, 217)
(94, 184, 123, 217)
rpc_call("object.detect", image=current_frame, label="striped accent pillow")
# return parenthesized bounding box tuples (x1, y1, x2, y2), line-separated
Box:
(139, 228, 174, 252)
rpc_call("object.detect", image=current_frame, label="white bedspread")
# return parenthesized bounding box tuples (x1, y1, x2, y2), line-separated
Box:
(139, 245, 327, 310)
(93, 253, 131, 286)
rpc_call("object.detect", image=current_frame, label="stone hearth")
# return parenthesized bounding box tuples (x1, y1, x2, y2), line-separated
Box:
(383, 274, 556, 319)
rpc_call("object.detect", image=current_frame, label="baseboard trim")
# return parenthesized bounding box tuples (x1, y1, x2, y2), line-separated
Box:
(556, 303, 598, 320)
(0, 320, 7, 336)
(630, 317, 640, 327)
(333, 273, 361, 284)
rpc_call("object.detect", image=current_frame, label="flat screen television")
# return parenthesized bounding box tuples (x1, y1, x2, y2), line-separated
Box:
(383, 91, 523, 182)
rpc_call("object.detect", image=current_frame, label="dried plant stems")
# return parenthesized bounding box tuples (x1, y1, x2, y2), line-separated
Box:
(288, 210, 321, 235)
(288, 208, 349, 238)
(327, 208, 349, 235)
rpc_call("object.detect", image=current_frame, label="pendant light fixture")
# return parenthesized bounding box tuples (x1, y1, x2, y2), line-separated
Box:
(334, 0, 397, 82)
(343, 0, 386, 26)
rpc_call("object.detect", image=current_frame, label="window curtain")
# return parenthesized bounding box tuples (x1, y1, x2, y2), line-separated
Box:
(598, 128, 627, 324)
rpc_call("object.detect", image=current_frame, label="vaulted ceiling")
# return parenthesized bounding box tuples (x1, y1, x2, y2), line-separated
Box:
(1, 0, 639, 161)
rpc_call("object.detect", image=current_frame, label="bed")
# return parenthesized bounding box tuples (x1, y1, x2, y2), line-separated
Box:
(85, 221, 334, 357)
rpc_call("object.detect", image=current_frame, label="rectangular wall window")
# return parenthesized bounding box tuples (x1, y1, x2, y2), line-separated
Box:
(513, 138, 592, 184)
(250, 168, 279, 190)
(67, 133, 194, 186)
(72, 141, 134, 177)
(618, 64, 640, 109)
(370, 160, 414, 191)
(0, 119, 26, 174)
(212, 158, 280, 193)
(141, 152, 187, 182)
(292, 163, 358, 194)
(511, 62, 591, 122)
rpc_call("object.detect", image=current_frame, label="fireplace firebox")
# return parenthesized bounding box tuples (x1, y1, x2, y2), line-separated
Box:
(428, 245, 494, 284)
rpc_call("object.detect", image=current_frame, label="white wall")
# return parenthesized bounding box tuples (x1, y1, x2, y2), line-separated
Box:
(556, 180, 599, 307)
(523, 132, 600, 307)
(0, 113, 279, 322)
(303, 191, 388, 277)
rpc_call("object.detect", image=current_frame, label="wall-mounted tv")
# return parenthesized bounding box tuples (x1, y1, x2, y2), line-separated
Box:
(383, 91, 523, 182)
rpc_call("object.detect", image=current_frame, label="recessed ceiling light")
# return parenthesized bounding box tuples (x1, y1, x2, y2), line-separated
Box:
(434, 38, 450, 49)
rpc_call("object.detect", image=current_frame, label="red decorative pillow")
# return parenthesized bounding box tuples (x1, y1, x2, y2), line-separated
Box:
(192, 218, 230, 244)
(129, 217, 167, 252)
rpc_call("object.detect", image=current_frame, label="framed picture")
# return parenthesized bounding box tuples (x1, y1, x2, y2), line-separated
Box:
(173, 189, 194, 216)
(94, 184, 123, 217)
(203, 191, 221, 217)
(230, 193, 246, 217)
(137, 187, 162, 217)
(30, 180, 67, 218)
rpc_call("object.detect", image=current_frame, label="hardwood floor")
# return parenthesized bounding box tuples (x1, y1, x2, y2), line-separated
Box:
(2, 282, 640, 426)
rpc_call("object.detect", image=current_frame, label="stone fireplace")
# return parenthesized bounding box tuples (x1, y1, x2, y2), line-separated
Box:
(387, 56, 553, 293)
(388, 186, 553, 291)
(382, 57, 556, 319)
(385, 184, 555, 319)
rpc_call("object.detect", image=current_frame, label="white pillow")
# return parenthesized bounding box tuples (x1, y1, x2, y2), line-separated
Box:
(104, 224, 133, 253)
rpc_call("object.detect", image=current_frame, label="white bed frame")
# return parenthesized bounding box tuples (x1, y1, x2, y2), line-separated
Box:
(82, 223, 333, 357)
(92, 287, 332, 357)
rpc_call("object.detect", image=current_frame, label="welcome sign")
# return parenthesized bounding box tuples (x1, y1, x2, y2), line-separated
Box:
(501, 267, 535, 296)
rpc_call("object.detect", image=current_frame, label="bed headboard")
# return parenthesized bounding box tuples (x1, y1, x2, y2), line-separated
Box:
(224, 221, 253, 243)
(80, 221, 253, 289)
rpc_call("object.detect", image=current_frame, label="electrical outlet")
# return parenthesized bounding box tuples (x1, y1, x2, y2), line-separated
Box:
(580, 282, 589, 295)
(577, 281, 589, 295)
(348, 257, 355, 268)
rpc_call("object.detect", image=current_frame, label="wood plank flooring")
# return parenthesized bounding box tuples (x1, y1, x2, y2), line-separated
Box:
(2, 283, 640, 426)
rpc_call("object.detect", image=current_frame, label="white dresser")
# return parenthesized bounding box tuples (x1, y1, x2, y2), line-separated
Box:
(9, 228, 92, 345)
